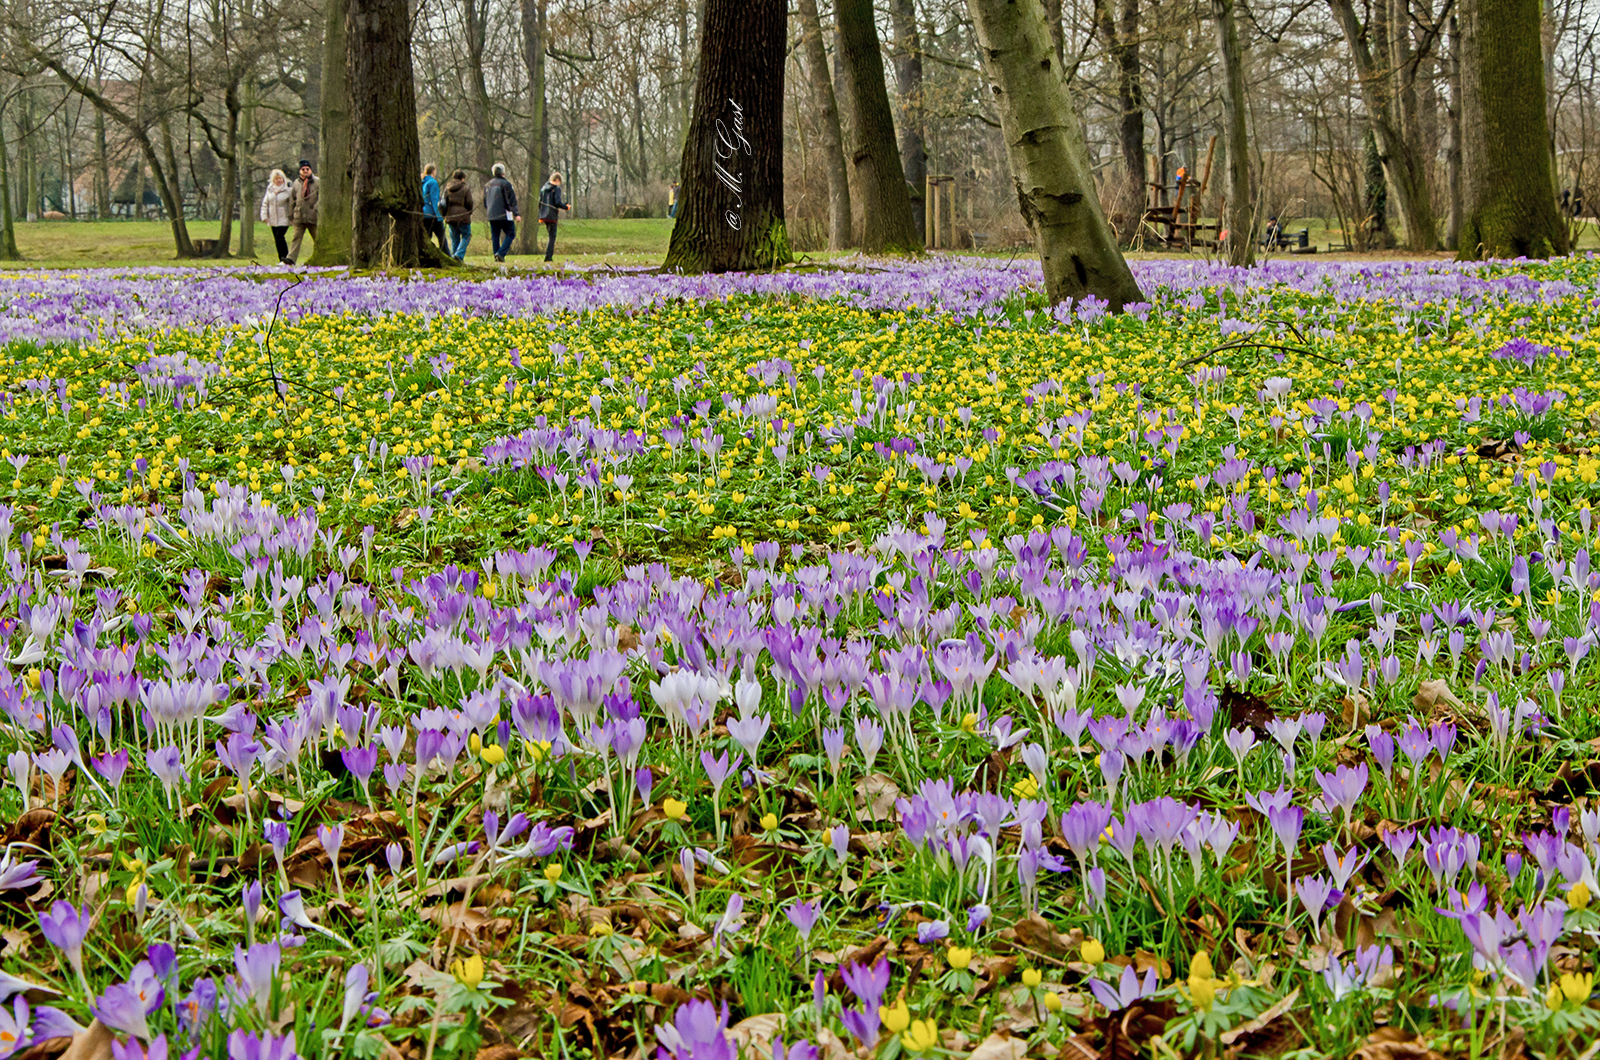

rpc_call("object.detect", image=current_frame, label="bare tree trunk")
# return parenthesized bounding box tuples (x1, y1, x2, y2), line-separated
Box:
(211, 89, 241, 256)
(662, 0, 792, 272)
(240, 79, 255, 258)
(1457, 0, 1569, 258)
(1445, 13, 1463, 249)
(889, 0, 925, 240)
(1212, 0, 1254, 265)
(1043, 0, 1065, 68)
(310, 0, 353, 265)
(94, 107, 111, 219)
(1363, 126, 1397, 248)
(837, 0, 920, 252)
(302, 38, 322, 166)
(964, 0, 1143, 309)
(1327, 0, 1439, 250)
(463, 0, 495, 179)
(1094, 0, 1145, 242)
(517, 0, 548, 255)
(797, 0, 852, 249)
(0, 104, 19, 259)
(347, 0, 444, 266)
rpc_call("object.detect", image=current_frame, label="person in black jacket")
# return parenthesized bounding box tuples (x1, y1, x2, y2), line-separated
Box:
(537, 171, 571, 262)
(483, 163, 520, 262)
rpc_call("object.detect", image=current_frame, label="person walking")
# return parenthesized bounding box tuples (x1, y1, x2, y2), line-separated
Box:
(668, 180, 679, 219)
(259, 169, 293, 264)
(537, 171, 571, 262)
(286, 160, 319, 264)
(483, 163, 521, 262)
(442, 169, 474, 260)
(421, 164, 449, 253)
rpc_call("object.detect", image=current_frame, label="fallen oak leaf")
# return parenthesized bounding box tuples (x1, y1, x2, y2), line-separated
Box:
(57, 1020, 113, 1060)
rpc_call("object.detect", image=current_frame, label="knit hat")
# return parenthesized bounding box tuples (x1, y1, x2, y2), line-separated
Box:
(299, 160, 312, 169)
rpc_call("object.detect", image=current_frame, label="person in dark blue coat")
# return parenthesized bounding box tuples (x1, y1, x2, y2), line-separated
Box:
(484, 163, 521, 262)
(420, 164, 448, 253)
(537, 171, 571, 262)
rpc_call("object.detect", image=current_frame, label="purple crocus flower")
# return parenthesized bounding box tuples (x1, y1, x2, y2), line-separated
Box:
(917, 919, 949, 944)
(785, 900, 820, 943)
(110, 1036, 169, 1060)
(92, 981, 158, 1041)
(839, 958, 889, 1047)
(653, 999, 735, 1060)
(226, 1029, 298, 1060)
(1089, 964, 1160, 1012)
(0, 996, 26, 1059)
(1314, 763, 1368, 825)
(91, 750, 131, 790)
(37, 901, 90, 985)
(339, 965, 369, 1033)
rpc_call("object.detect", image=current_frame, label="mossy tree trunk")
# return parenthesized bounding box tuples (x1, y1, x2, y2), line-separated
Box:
(309, 0, 353, 266)
(965, 0, 1144, 310)
(1212, 0, 1255, 266)
(797, 0, 852, 250)
(662, 0, 792, 273)
(347, 0, 451, 267)
(1456, 0, 1569, 259)
(836, 0, 920, 254)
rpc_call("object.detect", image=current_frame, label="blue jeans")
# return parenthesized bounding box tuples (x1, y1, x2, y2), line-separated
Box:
(490, 219, 515, 258)
(449, 222, 471, 259)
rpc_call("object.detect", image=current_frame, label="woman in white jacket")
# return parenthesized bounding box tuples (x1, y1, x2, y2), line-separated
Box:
(260, 170, 294, 265)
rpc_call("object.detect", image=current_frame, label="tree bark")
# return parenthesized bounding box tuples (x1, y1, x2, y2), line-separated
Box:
(0, 103, 19, 259)
(310, 0, 354, 265)
(1445, 12, 1463, 250)
(797, 0, 852, 250)
(1094, 0, 1145, 242)
(1212, 0, 1254, 265)
(94, 107, 111, 220)
(1456, 0, 1569, 258)
(347, 0, 443, 267)
(889, 0, 926, 241)
(240, 78, 256, 259)
(1043, 0, 1065, 69)
(836, 0, 920, 253)
(662, 0, 792, 272)
(463, 0, 495, 179)
(517, 0, 548, 255)
(964, 0, 1144, 309)
(1362, 125, 1397, 248)
(1327, 0, 1439, 250)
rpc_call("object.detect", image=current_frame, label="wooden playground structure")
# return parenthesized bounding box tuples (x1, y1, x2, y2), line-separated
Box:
(1136, 135, 1222, 251)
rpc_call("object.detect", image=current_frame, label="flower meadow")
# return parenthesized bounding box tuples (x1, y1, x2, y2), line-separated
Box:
(0, 256, 1597, 1059)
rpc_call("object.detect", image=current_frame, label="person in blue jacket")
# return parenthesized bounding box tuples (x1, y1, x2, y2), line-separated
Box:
(420, 164, 448, 253)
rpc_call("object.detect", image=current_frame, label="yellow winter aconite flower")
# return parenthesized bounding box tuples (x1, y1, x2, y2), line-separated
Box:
(1010, 775, 1039, 799)
(1021, 967, 1043, 988)
(544, 863, 563, 882)
(903, 1019, 939, 1052)
(879, 998, 910, 1034)
(760, 812, 779, 831)
(662, 798, 688, 821)
(450, 953, 484, 989)
(947, 946, 974, 970)
(1560, 971, 1594, 1003)
(1043, 991, 1063, 1012)
(479, 744, 505, 766)
(1569, 881, 1591, 909)
(1081, 938, 1106, 965)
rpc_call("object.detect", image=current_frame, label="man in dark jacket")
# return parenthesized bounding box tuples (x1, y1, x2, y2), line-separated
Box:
(287, 160, 320, 264)
(442, 170, 474, 260)
(537, 171, 571, 262)
(483, 163, 521, 262)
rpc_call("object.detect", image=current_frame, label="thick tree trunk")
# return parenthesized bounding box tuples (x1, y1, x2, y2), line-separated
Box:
(837, 0, 920, 253)
(1456, 0, 1569, 258)
(310, 0, 354, 265)
(889, 0, 926, 241)
(1212, 0, 1254, 265)
(212, 91, 241, 257)
(347, 0, 441, 267)
(517, 0, 548, 255)
(662, 0, 792, 272)
(797, 0, 852, 250)
(1094, 0, 1145, 242)
(964, 0, 1143, 309)
(463, 0, 495, 180)
(1043, 0, 1065, 68)
(302, 44, 322, 165)
(1363, 126, 1397, 249)
(0, 109, 19, 259)
(1327, 0, 1439, 250)
(1445, 13, 1463, 249)
(240, 80, 255, 258)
